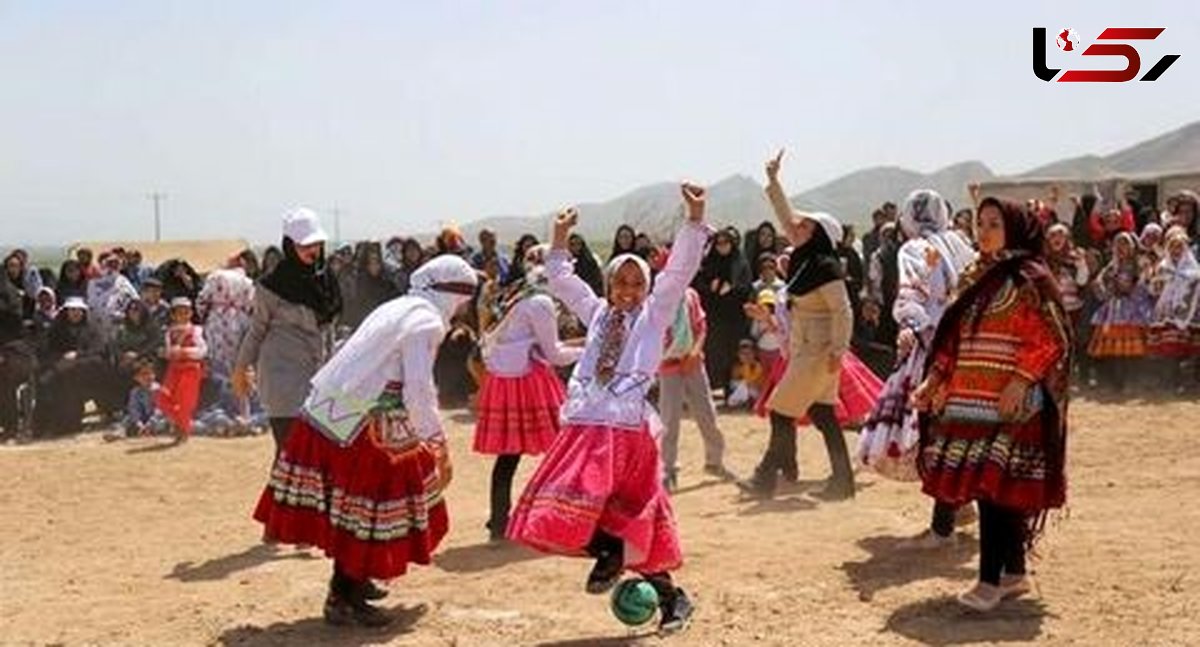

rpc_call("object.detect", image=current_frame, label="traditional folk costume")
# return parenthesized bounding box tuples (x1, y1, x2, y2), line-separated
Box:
(1045, 224, 1091, 330)
(1088, 233, 1152, 359)
(474, 266, 581, 539)
(857, 190, 976, 481)
(253, 256, 477, 627)
(508, 219, 708, 634)
(1146, 231, 1200, 358)
(919, 198, 1071, 608)
(156, 299, 207, 437)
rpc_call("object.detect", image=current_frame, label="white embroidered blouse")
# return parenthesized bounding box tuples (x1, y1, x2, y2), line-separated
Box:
(301, 296, 445, 445)
(482, 293, 583, 377)
(546, 220, 710, 430)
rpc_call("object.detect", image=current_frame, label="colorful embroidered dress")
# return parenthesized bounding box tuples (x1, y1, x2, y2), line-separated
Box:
(254, 257, 475, 582)
(920, 261, 1071, 514)
(507, 221, 709, 574)
(1089, 234, 1152, 358)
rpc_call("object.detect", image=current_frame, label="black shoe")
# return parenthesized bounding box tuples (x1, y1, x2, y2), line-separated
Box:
(323, 593, 356, 626)
(585, 550, 624, 594)
(485, 518, 508, 543)
(663, 470, 678, 493)
(736, 465, 777, 498)
(348, 597, 395, 628)
(778, 463, 799, 484)
(813, 477, 855, 501)
(362, 580, 389, 601)
(658, 588, 694, 636)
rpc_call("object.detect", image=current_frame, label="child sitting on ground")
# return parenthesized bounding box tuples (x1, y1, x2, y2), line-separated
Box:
(727, 339, 765, 409)
(122, 361, 167, 438)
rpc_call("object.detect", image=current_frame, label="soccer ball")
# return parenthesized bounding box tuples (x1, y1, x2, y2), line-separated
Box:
(1056, 28, 1081, 53)
(610, 578, 659, 626)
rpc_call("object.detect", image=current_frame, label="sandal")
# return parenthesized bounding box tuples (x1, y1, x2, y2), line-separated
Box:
(956, 582, 1003, 612)
(999, 574, 1033, 600)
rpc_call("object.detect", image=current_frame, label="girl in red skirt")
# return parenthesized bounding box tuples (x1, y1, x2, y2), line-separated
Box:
(475, 244, 582, 541)
(509, 185, 710, 636)
(253, 255, 477, 627)
(157, 297, 207, 441)
(913, 197, 1071, 612)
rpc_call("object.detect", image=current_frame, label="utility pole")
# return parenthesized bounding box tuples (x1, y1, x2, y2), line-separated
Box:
(330, 206, 343, 243)
(148, 192, 166, 242)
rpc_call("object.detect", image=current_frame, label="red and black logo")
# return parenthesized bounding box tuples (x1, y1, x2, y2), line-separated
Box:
(1033, 27, 1180, 82)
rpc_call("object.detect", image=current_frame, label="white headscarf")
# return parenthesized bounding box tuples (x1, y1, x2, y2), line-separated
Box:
(523, 244, 551, 286)
(605, 253, 652, 295)
(894, 189, 977, 331)
(1154, 231, 1200, 327)
(805, 212, 844, 249)
(408, 255, 479, 324)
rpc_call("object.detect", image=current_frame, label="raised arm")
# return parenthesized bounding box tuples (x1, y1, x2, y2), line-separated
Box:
(546, 207, 603, 324)
(765, 150, 805, 246)
(645, 184, 711, 329)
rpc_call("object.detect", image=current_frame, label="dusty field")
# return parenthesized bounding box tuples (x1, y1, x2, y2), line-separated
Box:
(2, 399, 1198, 646)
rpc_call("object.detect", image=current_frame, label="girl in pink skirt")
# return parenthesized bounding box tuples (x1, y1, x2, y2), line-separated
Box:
(508, 184, 710, 636)
(475, 244, 582, 541)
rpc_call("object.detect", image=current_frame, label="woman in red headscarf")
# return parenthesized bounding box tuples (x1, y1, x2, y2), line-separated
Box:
(912, 197, 1072, 612)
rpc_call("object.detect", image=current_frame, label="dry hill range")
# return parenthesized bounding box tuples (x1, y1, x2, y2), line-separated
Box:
(456, 120, 1200, 242)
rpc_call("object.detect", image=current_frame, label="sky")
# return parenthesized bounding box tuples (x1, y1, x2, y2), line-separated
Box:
(1, 0, 1196, 245)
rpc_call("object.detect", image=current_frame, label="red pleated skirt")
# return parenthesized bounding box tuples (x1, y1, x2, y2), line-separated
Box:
(253, 418, 449, 582)
(473, 361, 566, 455)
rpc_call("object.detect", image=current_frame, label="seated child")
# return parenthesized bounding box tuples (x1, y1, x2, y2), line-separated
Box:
(123, 361, 167, 437)
(727, 339, 765, 409)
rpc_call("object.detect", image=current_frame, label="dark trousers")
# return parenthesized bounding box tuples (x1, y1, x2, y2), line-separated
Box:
(270, 416, 295, 457)
(489, 454, 521, 532)
(762, 405, 852, 486)
(931, 501, 957, 538)
(977, 500, 1027, 585)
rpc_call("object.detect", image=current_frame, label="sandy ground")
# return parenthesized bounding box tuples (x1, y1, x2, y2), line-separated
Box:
(2, 398, 1199, 647)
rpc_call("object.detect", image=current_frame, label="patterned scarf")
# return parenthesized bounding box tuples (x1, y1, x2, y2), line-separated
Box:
(595, 308, 627, 385)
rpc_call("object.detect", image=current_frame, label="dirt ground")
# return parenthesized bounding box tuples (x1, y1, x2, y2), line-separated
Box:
(2, 398, 1198, 646)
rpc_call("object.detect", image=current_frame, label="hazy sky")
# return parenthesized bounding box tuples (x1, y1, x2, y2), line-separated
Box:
(2, 0, 1196, 245)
